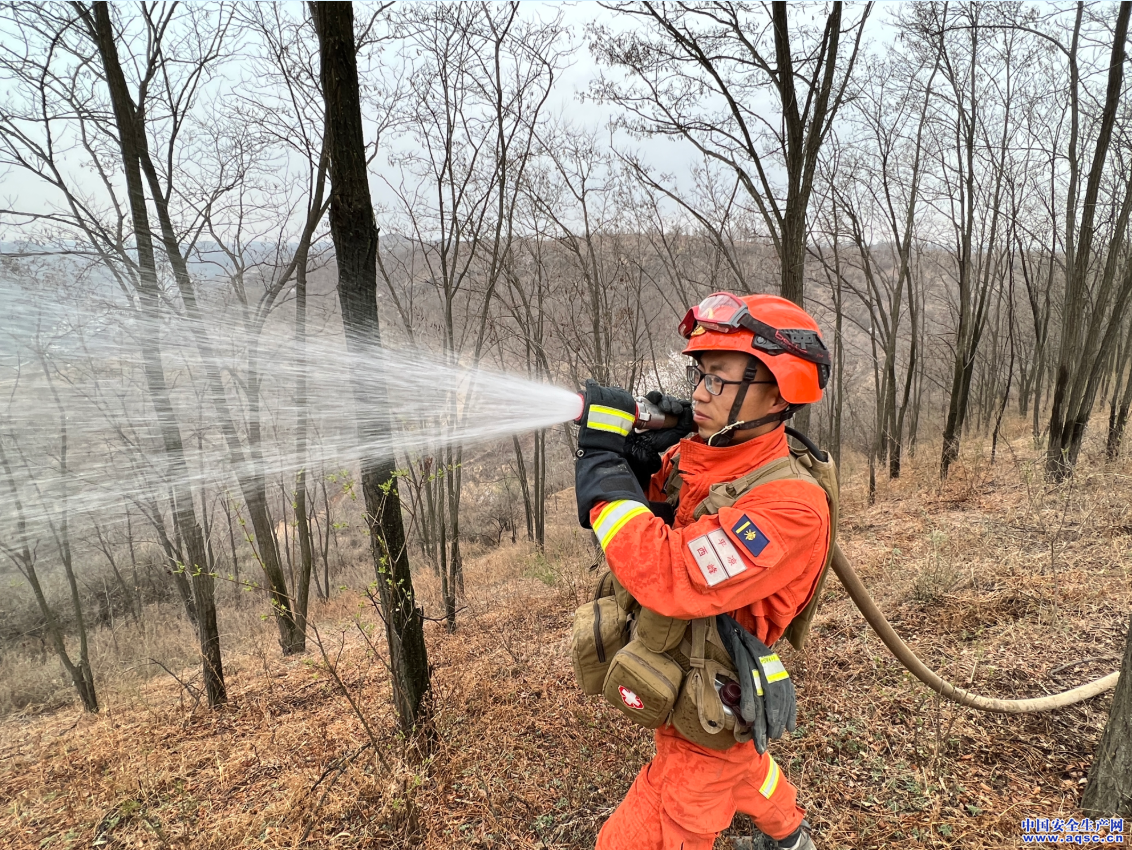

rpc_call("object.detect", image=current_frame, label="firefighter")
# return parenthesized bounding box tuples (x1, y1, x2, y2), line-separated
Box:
(574, 292, 833, 850)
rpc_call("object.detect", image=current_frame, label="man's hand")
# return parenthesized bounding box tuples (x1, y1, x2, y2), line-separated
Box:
(577, 379, 637, 454)
(643, 390, 694, 426)
(624, 391, 695, 488)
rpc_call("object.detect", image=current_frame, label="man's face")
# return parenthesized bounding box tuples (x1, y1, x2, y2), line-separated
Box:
(690, 351, 787, 442)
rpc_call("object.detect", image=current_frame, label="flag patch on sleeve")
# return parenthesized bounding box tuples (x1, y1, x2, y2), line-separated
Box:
(731, 514, 770, 558)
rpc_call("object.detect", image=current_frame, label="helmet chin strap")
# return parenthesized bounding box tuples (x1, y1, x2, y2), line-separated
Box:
(708, 356, 800, 448)
(724, 356, 760, 421)
(706, 405, 800, 447)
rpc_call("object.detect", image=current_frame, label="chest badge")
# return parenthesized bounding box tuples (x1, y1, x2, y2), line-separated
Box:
(732, 514, 770, 558)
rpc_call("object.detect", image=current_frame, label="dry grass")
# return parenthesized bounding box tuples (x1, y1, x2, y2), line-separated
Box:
(1, 425, 1129, 849)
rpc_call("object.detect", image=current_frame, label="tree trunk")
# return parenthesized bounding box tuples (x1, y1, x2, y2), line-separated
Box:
(535, 428, 546, 552)
(773, 0, 845, 308)
(1082, 614, 1132, 816)
(446, 444, 465, 606)
(991, 286, 1017, 464)
(513, 435, 534, 543)
(149, 499, 199, 627)
(421, 458, 441, 574)
(87, 1, 225, 706)
(1107, 352, 1132, 460)
(321, 478, 333, 597)
(288, 145, 328, 643)
(884, 355, 899, 479)
(1045, 2, 1131, 481)
(49, 368, 98, 712)
(294, 240, 316, 639)
(311, 0, 430, 733)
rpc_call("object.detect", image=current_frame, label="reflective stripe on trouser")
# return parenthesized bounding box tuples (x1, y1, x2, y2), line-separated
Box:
(596, 726, 805, 850)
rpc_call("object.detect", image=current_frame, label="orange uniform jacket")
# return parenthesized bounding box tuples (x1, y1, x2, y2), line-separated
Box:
(589, 427, 830, 646)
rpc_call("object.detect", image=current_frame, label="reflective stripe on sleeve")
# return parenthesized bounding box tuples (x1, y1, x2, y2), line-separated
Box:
(759, 756, 781, 799)
(586, 404, 636, 436)
(759, 654, 789, 683)
(593, 499, 652, 549)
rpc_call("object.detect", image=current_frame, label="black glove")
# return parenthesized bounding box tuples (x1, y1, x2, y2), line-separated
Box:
(644, 389, 695, 425)
(751, 638, 797, 740)
(575, 449, 647, 529)
(624, 391, 695, 488)
(717, 615, 768, 753)
(717, 613, 797, 752)
(577, 379, 637, 454)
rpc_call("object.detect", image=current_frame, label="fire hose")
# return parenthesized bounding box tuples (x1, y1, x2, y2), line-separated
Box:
(830, 543, 1120, 713)
(578, 393, 1121, 713)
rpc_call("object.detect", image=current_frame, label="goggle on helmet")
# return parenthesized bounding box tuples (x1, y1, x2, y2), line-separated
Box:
(679, 291, 830, 405)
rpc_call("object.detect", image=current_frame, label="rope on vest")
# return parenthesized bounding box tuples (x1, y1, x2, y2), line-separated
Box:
(831, 543, 1120, 713)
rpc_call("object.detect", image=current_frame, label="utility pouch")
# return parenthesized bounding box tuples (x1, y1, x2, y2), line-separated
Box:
(634, 607, 686, 654)
(602, 639, 683, 728)
(670, 619, 747, 750)
(593, 569, 637, 612)
(593, 569, 616, 601)
(571, 596, 630, 695)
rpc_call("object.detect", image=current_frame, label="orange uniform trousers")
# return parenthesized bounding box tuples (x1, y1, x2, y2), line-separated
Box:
(595, 727, 804, 850)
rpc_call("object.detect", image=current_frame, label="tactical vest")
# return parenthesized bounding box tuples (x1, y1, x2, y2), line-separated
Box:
(570, 429, 840, 750)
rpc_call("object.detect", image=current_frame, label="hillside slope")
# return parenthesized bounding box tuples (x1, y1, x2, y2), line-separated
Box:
(2, 435, 1129, 849)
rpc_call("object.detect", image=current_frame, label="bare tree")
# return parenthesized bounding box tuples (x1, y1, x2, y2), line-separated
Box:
(221, 3, 336, 647)
(901, 3, 1022, 478)
(591, 1, 871, 305)
(0, 354, 98, 712)
(833, 43, 940, 480)
(310, 0, 430, 733)
(377, 2, 566, 627)
(1045, 1, 1132, 480)
(82, 0, 227, 704)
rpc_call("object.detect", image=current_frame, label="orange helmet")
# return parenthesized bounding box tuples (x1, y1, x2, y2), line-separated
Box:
(680, 292, 829, 404)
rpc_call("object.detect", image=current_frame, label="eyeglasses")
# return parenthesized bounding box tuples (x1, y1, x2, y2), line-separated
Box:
(687, 364, 775, 397)
(679, 292, 831, 389)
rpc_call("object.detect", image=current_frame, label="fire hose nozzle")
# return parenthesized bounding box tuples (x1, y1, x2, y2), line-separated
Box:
(572, 393, 679, 431)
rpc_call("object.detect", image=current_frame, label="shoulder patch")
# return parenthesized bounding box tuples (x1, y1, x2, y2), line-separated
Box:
(688, 529, 748, 586)
(688, 534, 727, 586)
(731, 514, 770, 558)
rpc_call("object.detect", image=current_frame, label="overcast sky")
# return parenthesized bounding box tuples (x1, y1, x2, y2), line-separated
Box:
(0, 2, 903, 247)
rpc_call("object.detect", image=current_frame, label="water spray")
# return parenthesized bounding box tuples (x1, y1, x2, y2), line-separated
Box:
(0, 274, 601, 537)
